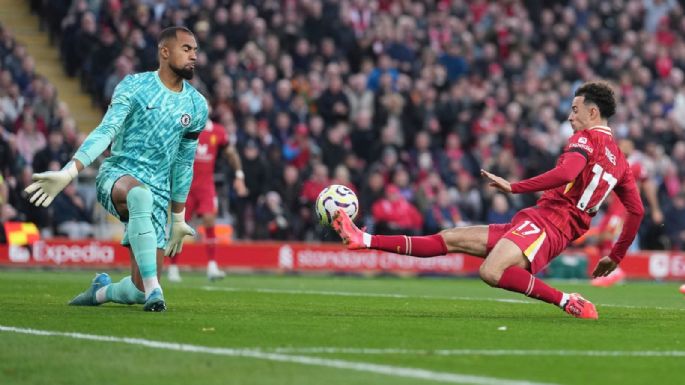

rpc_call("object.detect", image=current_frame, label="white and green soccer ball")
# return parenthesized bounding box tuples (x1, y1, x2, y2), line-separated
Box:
(315, 184, 359, 226)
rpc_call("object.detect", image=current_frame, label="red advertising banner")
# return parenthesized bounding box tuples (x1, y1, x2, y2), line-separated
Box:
(1, 239, 684, 280)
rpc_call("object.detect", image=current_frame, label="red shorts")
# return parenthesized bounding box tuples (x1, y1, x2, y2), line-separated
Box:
(486, 208, 571, 274)
(185, 184, 217, 220)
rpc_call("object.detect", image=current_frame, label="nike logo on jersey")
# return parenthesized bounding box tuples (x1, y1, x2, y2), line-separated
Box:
(138, 231, 153, 236)
(605, 147, 616, 165)
(146, 106, 159, 110)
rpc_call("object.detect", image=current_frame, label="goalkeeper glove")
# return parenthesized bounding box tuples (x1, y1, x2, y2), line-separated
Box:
(165, 209, 195, 257)
(24, 161, 78, 207)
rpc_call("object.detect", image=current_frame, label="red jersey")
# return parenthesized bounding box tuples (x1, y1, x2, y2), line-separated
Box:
(603, 158, 647, 218)
(191, 120, 227, 187)
(511, 126, 644, 262)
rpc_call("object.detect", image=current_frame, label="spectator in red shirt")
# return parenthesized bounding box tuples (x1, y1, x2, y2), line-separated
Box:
(301, 162, 329, 205)
(371, 184, 423, 235)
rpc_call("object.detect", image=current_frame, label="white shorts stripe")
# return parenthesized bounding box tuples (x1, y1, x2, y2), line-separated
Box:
(524, 232, 547, 262)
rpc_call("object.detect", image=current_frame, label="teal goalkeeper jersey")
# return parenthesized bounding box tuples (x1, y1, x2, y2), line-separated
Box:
(74, 71, 208, 202)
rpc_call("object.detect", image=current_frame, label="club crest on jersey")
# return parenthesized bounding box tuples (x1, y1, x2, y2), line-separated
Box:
(180, 113, 192, 127)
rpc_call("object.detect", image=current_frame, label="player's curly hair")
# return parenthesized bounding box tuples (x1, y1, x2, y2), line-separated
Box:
(574, 82, 616, 119)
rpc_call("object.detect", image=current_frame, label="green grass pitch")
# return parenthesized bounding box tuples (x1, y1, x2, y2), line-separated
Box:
(0, 270, 683, 385)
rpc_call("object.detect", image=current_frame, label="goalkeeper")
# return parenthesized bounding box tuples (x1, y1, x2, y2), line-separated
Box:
(24, 27, 208, 312)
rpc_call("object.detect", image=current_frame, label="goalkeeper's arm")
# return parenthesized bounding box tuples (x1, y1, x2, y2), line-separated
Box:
(74, 75, 133, 168)
(165, 131, 201, 256)
(170, 94, 208, 204)
(24, 76, 132, 207)
(169, 131, 200, 204)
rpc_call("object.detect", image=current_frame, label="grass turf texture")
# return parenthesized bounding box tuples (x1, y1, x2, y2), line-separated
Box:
(0, 270, 683, 385)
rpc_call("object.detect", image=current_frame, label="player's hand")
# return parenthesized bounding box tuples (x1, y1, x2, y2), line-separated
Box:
(165, 209, 195, 257)
(480, 169, 512, 193)
(24, 162, 78, 207)
(652, 209, 664, 225)
(591, 256, 618, 278)
(233, 178, 248, 197)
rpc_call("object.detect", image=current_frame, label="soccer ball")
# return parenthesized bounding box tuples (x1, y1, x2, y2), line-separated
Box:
(315, 184, 359, 226)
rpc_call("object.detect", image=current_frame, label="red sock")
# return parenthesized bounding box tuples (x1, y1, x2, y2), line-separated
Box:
(370, 234, 447, 257)
(497, 266, 563, 306)
(205, 226, 216, 261)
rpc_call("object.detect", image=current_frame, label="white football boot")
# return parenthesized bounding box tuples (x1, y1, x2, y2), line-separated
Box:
(167, 264, 182, 283)
(207, 260, 226, 281)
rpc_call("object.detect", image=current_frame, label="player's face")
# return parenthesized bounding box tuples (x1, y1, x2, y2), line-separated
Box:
(167, 32, 198, 80)
(568, 96, 592, 132)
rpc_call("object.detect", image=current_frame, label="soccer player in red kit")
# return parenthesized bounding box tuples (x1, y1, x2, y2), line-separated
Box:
(333, 82, 645, 319)
(168, 117, 247, 281)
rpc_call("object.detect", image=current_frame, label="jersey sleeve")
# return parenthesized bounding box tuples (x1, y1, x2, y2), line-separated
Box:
(74, 75, 134, 167)
(170, 94, 209, 203)
(510, 151, 587, 193)
(607, 168, 645, 263)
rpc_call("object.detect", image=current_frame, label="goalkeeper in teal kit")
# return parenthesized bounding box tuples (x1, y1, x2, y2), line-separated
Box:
(24, 27, 207, 312)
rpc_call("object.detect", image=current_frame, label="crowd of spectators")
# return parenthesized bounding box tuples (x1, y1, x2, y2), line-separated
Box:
(3, 0, 685, 250)
(0, 20, 94, 240)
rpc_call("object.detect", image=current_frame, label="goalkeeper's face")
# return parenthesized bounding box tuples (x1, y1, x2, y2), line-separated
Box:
(167, 32, 198, 80)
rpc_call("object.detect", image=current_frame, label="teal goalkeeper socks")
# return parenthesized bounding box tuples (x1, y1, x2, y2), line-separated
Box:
(126, 186, 158, 280)
(105, 276, 145, 304)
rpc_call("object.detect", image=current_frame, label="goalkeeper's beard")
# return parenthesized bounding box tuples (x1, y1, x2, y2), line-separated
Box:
(171, 64, 194, 80)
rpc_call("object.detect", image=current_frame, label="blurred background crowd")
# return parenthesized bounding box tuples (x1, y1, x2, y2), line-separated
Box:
(2, 0, 685, 250)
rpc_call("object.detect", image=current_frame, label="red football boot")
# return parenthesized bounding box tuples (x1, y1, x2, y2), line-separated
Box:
(332, 209, 366, 250)
(563, 293, 598, 319)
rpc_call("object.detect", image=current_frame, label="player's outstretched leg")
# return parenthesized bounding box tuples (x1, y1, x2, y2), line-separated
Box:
(69, 273, 112, 306)
(126, 185, 165, 312)
(481, 239, 598, 319)
(497, 266, 597, 319)
(331, 209, 450, 256)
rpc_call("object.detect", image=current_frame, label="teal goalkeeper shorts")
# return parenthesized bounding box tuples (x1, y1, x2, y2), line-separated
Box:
(95, 167, 168, 249)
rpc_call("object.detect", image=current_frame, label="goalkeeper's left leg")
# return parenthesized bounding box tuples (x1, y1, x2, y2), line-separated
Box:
(70, 274, 147, 306)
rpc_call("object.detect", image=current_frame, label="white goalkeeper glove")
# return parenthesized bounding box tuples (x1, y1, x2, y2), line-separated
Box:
(165, 209, 195, 257)
(24, 161, 78, 207)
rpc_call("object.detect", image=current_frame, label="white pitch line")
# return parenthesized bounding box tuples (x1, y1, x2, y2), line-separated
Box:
(200, 286, 533, 305)
(266, 347, 685, 357)
(200, 286, 685, 311)
(0, 325, 556, 385)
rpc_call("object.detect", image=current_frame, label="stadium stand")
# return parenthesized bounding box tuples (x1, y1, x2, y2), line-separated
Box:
(2, 0, 685, 251)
